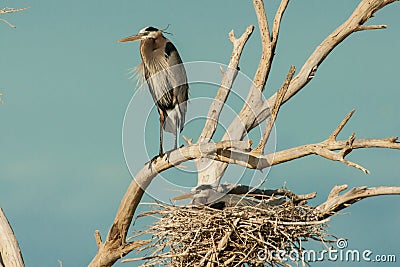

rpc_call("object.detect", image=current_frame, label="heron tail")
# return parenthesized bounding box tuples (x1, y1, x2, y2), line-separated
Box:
(164, 103, 186, 134)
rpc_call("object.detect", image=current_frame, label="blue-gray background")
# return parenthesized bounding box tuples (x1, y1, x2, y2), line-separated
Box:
(0, 0, 399, 266)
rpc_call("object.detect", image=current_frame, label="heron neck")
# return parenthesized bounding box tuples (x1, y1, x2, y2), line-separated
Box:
(140, 37, 166, 62)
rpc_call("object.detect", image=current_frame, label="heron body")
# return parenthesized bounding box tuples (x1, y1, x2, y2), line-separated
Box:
(119, 26, 189, 156)
(173, 184, 286, 210)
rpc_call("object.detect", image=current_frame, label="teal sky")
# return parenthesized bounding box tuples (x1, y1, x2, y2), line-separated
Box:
(1, 1, 399, 266)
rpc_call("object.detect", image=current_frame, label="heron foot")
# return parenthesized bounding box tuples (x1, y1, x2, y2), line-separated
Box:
(147, 154, 163, 168)
(164, 150, 173, 163)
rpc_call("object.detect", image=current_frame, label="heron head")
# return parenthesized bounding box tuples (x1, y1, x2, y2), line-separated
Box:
(172, 184, 216, 202)
(118, 26, 162, 42)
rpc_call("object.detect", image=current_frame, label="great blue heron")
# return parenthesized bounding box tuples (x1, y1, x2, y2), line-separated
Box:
(119, 26, 189, 156)
(173, 184, 286, 209)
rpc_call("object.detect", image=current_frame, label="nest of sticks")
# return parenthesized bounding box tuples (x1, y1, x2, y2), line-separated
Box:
(129, 194, 331, 267)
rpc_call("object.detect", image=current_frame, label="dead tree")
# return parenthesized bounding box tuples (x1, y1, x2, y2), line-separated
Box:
(87, 0, 400, 266)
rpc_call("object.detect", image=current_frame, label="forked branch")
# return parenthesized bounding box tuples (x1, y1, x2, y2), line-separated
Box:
(328, 110, 355, 141)
(316, 185, 400, 218)
(209, 111, 399, 172)
(198, 25, 254, 143)
(252, 0, 289, 90)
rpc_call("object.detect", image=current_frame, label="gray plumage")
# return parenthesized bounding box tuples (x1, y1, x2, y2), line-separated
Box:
(119, 26, 189, 155)
(174, 184, 286, 209)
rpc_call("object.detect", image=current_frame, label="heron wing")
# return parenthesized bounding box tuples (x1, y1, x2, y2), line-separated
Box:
(165, 42, 189, 132)
(143, 58, 175, 111)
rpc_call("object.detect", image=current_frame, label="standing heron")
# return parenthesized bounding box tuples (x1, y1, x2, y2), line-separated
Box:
(119, 26, 189, 156)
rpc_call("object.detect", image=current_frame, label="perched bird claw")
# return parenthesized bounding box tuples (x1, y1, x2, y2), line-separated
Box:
(164, 150, 173, 163)
(147, 154, 162, 167)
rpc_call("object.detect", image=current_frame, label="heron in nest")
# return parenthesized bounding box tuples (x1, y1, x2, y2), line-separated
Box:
(174, 184, 286, 209)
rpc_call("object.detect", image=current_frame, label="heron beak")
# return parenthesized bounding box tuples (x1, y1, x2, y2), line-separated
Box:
(118, 33, 143, 42)
(172, 192, 194, 201)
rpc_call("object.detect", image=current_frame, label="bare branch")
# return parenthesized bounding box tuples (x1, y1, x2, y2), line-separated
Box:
(253, 66, 295, 154)
(198, 25, 254, 143)
(275, 136, 399, 164)
(328, 110, 355, 141)
(208, 136, 399, 172)
(272, 0, 290, 42)
(316, 185, 400, 218)
(0, 208, 24, 267)
(252, 0, 272, 89)
(0, 18, 15, 28)
(120, 240, 151, 255)
(315, 133, 370, 174)
(356, 24, 387, 31)
(0, 7, 29, 15)
(252, 0, 289, 90)
(94, 230, 103, 250)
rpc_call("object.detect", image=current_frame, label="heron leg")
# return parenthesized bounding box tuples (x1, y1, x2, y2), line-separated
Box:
(159, 110, 165, 156)
(173, 116, 178, 150)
